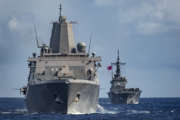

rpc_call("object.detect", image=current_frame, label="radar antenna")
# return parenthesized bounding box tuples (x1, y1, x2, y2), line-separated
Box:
(117, 49, 120, 61)
(88, 32, 93, 55)
(33, 24, 40, 48)
(116, 49, 121, 77)
(113, 49, 126, 78)
(59, 3, 62, 22)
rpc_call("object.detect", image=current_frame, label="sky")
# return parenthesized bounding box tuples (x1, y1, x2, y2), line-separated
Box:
(0, 0, 180, 98)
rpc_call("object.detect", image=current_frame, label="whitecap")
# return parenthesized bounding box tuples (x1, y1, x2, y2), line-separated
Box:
(0, 109, 28, 115)
(0, 111, 12, 114)
(96, 104, 117, 114)
(127, 110, 150, 114)
(15, 108, 27, 113)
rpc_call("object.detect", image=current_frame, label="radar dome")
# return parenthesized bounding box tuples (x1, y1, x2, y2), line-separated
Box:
(77, 42, 86, 53)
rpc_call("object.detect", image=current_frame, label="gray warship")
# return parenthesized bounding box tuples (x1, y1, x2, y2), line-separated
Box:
(22, 5, 101, 114)
(108, 50, 141, 104)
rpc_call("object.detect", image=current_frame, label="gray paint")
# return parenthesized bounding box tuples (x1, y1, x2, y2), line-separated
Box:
(26, 79, 99, 114)
(25, 6, 101, 114)
(50, 16, 75, 54)
(108, 51, 141, 104)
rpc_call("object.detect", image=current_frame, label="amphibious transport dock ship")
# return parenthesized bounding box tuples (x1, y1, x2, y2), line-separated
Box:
(108, 50, 141, 104)
(23, 5, 101, 114)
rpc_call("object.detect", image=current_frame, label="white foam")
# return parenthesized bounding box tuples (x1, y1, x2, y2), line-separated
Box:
(96, 104, 117, 114)
(15, 108, 27, 113)
(0, 109, 28, 115)
(127, 110, 150, 114)
(13, 108, 28, 115)
(0, 111, 12, 114)
(68, 111, 84, 115)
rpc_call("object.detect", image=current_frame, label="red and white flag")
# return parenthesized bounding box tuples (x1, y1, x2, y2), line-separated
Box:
(107, 66, 112, 71)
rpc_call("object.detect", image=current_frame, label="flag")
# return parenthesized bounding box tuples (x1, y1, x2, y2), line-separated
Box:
(107, 65, 112, 70)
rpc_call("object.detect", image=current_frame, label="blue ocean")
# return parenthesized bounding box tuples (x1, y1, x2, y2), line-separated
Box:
(0, 98, 180, 120)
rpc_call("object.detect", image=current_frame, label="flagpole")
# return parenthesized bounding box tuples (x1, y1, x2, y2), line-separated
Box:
(111, 62, 113, 79)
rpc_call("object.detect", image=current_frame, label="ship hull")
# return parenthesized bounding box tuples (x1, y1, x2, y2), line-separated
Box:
(26, 79, 99, 114)
(108, 91, 141, 104)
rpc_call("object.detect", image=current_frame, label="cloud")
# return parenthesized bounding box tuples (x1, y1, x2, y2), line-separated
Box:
(94, 0, 114, 6)
(114, 0, 180, 35)
(8, 17, 19, 31)
(136, 22, 163, 35)
(0, 0, 179, 98)
(164, 0, 180, 24)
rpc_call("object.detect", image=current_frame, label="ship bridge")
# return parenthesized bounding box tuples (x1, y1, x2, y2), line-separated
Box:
(28, 5, 101, 83)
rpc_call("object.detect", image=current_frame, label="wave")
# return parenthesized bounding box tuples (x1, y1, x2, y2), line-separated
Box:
(96, 104, 117, 114)
(127, 110, 150, 114)
(0, 108, 27, 115)
(0, 111, 12, 114)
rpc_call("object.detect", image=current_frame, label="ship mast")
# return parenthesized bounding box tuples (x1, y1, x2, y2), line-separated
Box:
(114, 49, 126, 79)
(59, 4, 62, 22)
(115, 50, 121, 78)
(49, 4, 76, 54)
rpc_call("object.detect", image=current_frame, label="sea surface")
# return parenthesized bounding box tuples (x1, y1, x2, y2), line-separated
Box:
(0, 98, 180, 120)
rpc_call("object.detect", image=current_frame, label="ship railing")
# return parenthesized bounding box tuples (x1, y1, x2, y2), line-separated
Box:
(118, 88, 140, 92)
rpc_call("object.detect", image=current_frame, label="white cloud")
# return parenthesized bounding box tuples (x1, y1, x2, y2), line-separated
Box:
(117, 0, 180, 35)
(6, 16, 35, 45)
(136, 22, 163, 35)
(164, 0, 180, 24)
(95, 0, 114, 6)
(8, 17, 19, 31)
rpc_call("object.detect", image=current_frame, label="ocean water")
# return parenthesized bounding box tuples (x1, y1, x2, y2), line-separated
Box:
(0, 98, 180, 120)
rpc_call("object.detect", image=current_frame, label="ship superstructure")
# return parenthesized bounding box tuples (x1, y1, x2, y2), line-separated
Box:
(24, 5, 101, 114)
(108, 50, 141, 104)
